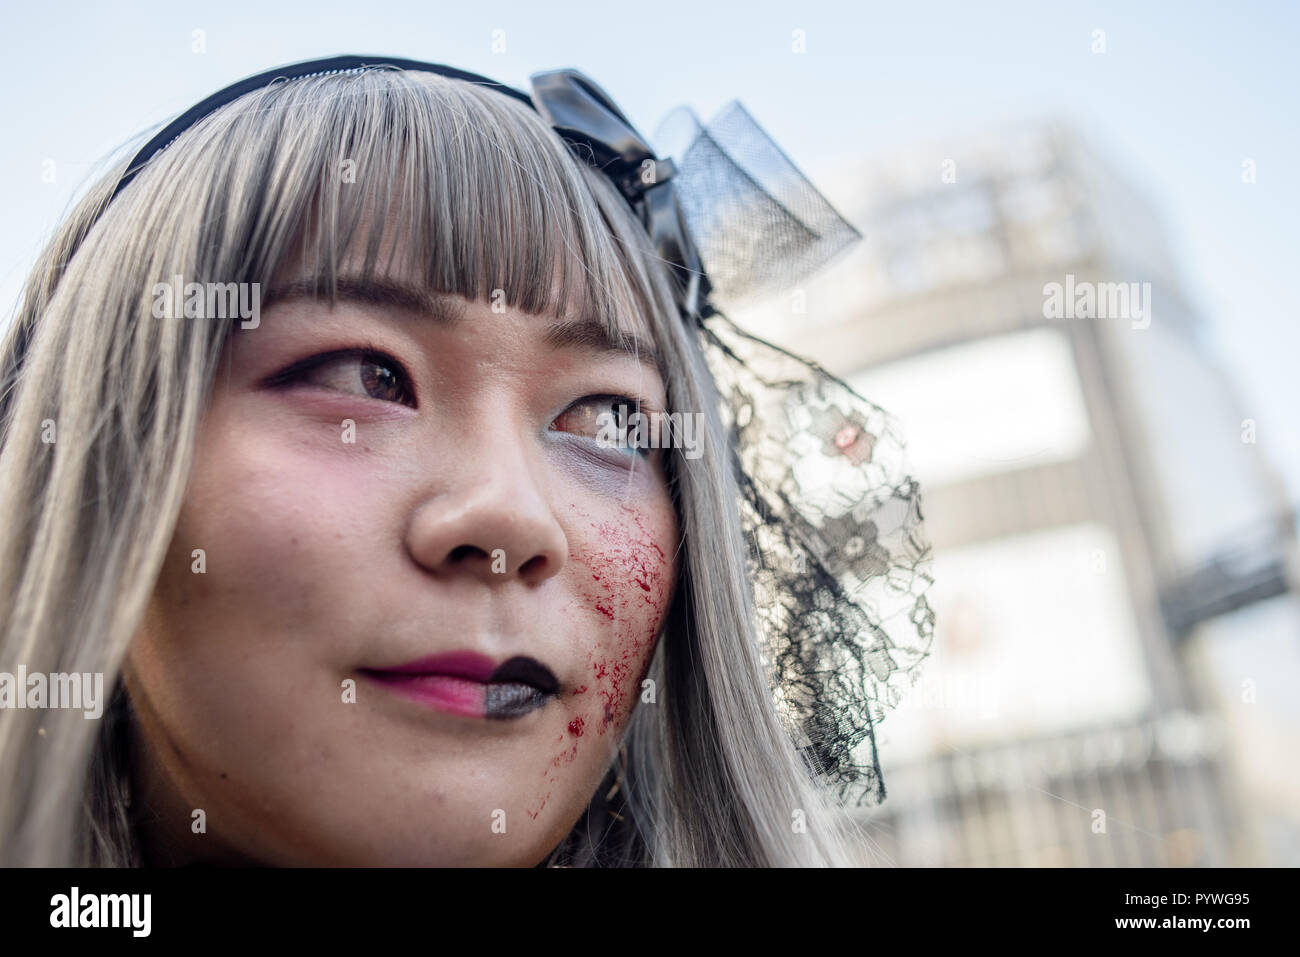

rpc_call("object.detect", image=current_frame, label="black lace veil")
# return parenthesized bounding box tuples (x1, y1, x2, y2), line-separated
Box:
(657, 101, 936, 807)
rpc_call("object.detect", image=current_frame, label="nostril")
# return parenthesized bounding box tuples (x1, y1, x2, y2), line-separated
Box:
(448, 544, 482, 563)
(518, 555, 547, 578)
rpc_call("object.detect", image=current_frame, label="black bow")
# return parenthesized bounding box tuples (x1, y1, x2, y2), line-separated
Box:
(529, 69, 714, 319)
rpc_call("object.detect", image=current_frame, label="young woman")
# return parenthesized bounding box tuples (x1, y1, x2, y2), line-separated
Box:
(0, 57, 933, 866)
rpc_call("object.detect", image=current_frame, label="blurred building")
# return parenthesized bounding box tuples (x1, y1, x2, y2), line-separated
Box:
(732, 123, 1300, 866)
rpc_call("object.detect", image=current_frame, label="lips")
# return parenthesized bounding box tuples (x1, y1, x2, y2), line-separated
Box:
(361, 652, 560, 720)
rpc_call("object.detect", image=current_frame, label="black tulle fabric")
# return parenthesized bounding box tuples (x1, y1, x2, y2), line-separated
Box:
(658, 100, 936, 807)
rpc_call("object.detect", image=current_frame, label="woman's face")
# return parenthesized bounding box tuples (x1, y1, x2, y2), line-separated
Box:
(125, 241, 680, 866)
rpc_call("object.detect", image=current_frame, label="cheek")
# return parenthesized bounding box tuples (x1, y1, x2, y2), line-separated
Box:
(523, 498, 677, 825)
(151, 415, 386, 639)
(129, 409, 392, 819)
(568, 500, 677, 736)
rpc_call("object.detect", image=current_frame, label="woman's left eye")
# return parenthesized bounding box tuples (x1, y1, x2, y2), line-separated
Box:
(551, 395, 646, 455)
(266, 350, 416, 407)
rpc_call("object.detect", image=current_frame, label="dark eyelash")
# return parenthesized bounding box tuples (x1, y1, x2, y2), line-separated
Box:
(262, 346, 416, 405)
(586, 394, 641, 412)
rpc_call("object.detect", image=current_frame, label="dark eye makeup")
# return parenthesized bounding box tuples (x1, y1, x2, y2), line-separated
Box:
(262, 347, 418, 408)
(261, 349, 659, 461)
(550, 395, 655, 459)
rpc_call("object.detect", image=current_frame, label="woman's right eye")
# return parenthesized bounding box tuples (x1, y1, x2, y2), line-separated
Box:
(265, 350, 417, 408)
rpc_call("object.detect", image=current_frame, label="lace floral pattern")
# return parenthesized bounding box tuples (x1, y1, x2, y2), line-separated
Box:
(696, 309, 935, 807)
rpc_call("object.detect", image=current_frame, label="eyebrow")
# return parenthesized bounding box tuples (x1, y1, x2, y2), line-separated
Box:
(265, 275, 664, 373)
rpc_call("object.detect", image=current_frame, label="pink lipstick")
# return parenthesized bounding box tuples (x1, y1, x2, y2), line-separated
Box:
(361, 652, 560, 720)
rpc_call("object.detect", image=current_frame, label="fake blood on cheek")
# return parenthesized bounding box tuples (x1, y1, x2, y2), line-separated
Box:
(525, 503, 676, 822)
(574, 502, 672, 734)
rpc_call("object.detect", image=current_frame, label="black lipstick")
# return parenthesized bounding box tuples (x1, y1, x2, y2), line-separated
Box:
(485, 656, 560, 719)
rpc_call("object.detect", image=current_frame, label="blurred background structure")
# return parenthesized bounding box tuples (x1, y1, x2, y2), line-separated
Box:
(732, 122, 1300, 866)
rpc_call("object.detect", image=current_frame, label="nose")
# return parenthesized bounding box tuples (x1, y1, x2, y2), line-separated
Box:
(404, 446, 568, 588)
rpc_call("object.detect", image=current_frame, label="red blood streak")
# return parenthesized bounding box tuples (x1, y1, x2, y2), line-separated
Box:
(529, 502, 676, 814)
(526, 790, 551, 820)
(565, 503, 676, 736)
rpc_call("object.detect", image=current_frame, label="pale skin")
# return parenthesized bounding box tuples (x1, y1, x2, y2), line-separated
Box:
(124, 241, 680, 866)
